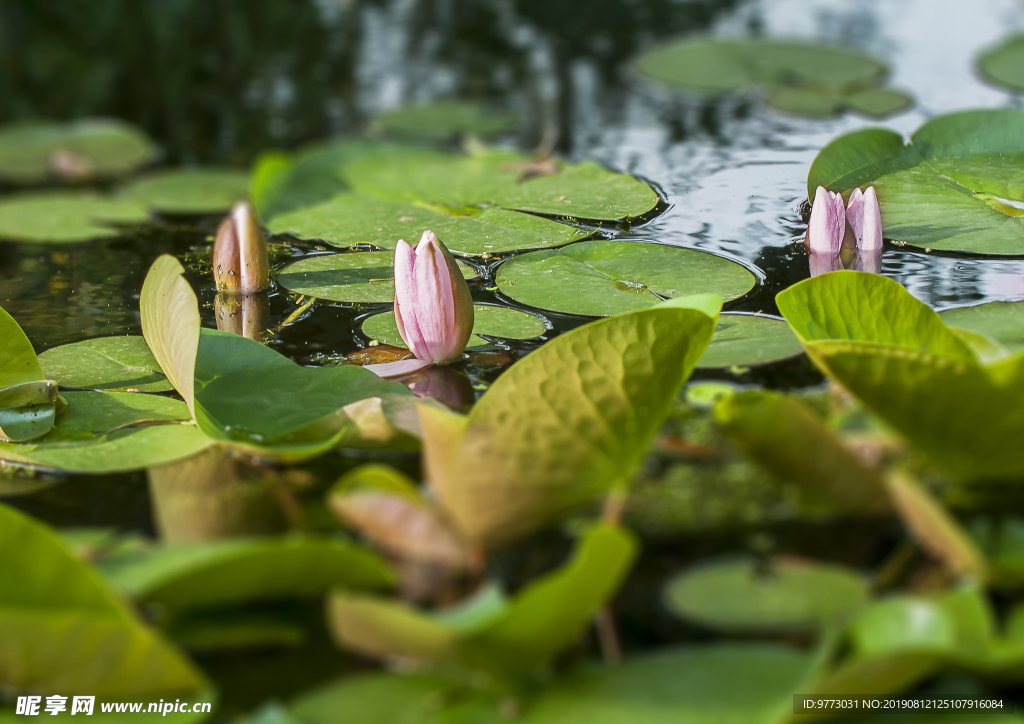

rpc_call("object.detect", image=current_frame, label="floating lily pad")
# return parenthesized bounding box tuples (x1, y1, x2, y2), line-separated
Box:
(806, 109, 1024, 254)
(372, 101, 517, 140)
(362, 305, 546, 350)
(342, 149, 658, 221)
(663, 557, 869, 633)
(39, 336, 172, 393)
(119, 169, 250, 214)
(0, 391, 212, 473)
(495, 240, 755, 316)
(0, 119, 155, 184)
(269, 193, 586, 254)
(939, 301, 1024, 354)
(277, 251, 478, 304)
(697, 314, 802, 368)
(634, 38, 910, 119)
(0, 192, 148, 243)
(978, 34, 1024, 93)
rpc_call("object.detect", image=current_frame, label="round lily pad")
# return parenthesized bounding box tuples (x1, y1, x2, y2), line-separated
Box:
(362, 305, 546, 350)
(978, 34, 1024, 93)
(806, 109, 1024, 254)
(939, 301, 1024, 354)
(277, 252, 478, 304)
(697, 314, 803, 369)
(0, 119, 155, 184)
(119, 168, 250, 213)
(634, 38, 909, 119)
(0, 192, 149, 243)
(38, 336, 172, 393)
(495, 240, 756, 316)
(268, 193, 586, 254)
(373, 101, 517, 140)
(663, 557, 869, 632)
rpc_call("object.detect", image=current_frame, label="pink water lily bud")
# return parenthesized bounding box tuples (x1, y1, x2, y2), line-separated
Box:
(394, 230, 475, 365)
(214, 202, 269, 293)
(846, 186, 883, 252)
(807, 186, 847, 255)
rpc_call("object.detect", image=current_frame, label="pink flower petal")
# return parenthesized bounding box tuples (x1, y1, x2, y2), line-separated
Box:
(807, 186, 846, 255)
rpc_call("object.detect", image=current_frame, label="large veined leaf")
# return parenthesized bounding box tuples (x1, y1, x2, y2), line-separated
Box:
(634, 38, 910, 119)
(978, 34, 1024, 93)
(140, 256, 200, 415)
(419, 294, 721, 550)
(0, 503, 205, 696)
(663, 557, 869, 633)
(284, 644, 815, 724)
(119, 169, 250, 214)
(362, 304, 546, 350)
(777, 271, 1024, 480)
(97, 536, 395, 619)
(0, 192, 148, 243)
(495, 240, 755, 317)
(193, 328, 412, 449)
(39, 336, 173, 392)
(805, 109, 1024, 254)
(327, 524, 636, 679)
(0, 391, 212, 473)
(269, 194, 587, 255)
(0, 119, 155, 184)
(277, 251, 478, 304)
(714, 389, 889, 514)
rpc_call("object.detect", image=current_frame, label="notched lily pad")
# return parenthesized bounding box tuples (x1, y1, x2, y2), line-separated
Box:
(806, 109, 1024, 254)
(0, 119, 156, 184)
(634, 38, 911, 119)
(277, 251, 478, 304)
(0, 192, 148, 243)
(39, 336, 173, 393)
(698, 313, 802, 369)
(495, 240, 755, 316)
(362, 305, 546, 350)
(120, 169, 250, 214)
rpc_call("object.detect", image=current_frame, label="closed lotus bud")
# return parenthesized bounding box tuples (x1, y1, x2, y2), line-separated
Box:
(846, 186, 883, 252)
(806, 186, 847, 255)
(214, 202, 269, 293)
(394, 230, 475, 365)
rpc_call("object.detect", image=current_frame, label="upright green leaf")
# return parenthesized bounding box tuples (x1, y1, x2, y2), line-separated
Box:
(140, 256, 200, 416)
(0, 503, 204, 696)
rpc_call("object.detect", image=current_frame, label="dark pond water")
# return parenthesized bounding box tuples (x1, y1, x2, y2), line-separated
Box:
(3, 0, 1024, 715)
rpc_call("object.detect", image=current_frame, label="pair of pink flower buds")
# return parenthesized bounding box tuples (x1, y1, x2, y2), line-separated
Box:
(807, 185, 883, 255)
(213, 204, 473, 377)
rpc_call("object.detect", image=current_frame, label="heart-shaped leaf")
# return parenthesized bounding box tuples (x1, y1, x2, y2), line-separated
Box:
(0, 192, 148, 243)
(120, 169, 250, 214)
(39, 336, 173, 393)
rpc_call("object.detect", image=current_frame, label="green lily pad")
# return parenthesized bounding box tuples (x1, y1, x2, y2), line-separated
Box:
(276, 251, 478, 304)
(634, 38, 909, 119)
(0, 502, 205, 696)
(362, 305, 546, 350)
(978, 34, 1024, 93)
(0, 391, 213, 473)
(39, 336, 172, 392)
(97, 536, 394, 619)
(342, 149, 658, 221)
(0, 306, 56, 442)
(939, 301, 1024, 354)
(372, 101, 517, 140)
(495, 240, 755, 316)
(806, 109, 1024, 254)
(663, 557, 869, 633)
(777, 271, 1024, 481)
(269, 193, 587, 254)
(119, 169, 250, 214)
(0, 192, 148, 243)
(697, 314, 802, 368)
(0, 119, 155, 184)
